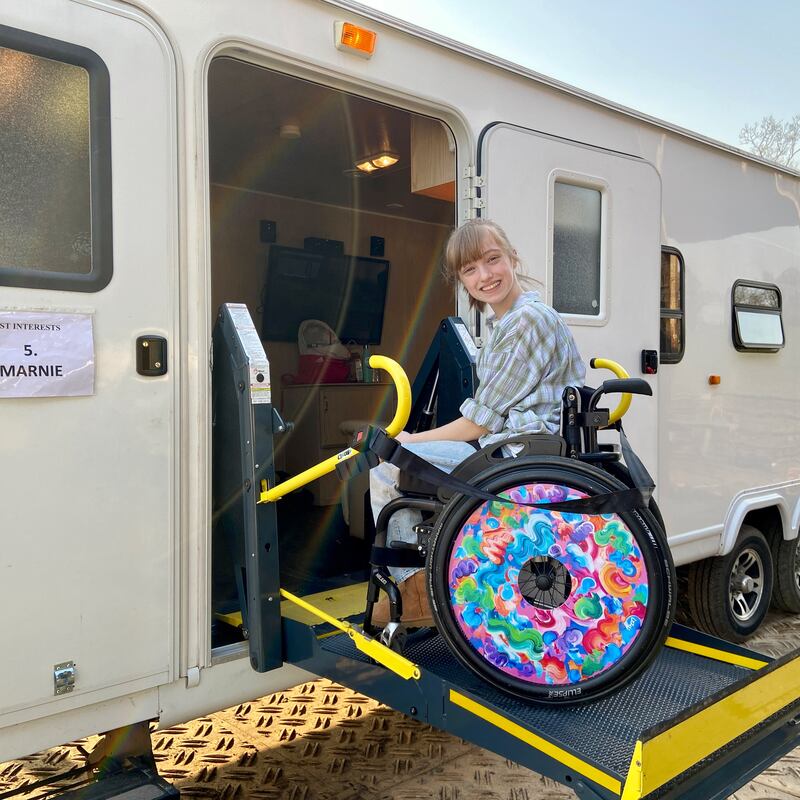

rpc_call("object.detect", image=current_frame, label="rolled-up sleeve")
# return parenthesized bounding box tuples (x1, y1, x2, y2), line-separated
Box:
(460, 395, 506, 432)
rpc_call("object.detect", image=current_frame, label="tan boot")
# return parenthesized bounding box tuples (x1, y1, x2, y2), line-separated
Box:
(371, 570, 435, 628)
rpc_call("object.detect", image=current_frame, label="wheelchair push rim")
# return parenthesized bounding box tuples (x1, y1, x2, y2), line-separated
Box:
(427, 457, 675, 703)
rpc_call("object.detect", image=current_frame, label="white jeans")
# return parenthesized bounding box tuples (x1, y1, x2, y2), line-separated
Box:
(369, 440, 477, 582)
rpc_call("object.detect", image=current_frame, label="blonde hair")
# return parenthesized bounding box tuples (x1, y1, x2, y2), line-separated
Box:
(442, 219, 521, 311)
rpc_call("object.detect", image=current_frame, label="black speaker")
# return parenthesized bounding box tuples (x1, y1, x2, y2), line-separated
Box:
(370, 236, 385, 257)
(259, 220, 277, 243)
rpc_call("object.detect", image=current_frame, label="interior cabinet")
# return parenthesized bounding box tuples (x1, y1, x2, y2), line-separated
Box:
(280, 382, 394, 505)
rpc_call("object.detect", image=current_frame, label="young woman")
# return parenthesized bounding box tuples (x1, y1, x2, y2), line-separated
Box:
(370, 218, 586, 626)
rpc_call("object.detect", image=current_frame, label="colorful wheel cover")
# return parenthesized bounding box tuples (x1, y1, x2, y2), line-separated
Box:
(447, 482, 649, 686)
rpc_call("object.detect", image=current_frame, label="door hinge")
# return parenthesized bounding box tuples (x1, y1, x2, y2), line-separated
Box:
(461, 166, 485, 219)
(54, 661, 76, 695)
(186, 666, 201, 688)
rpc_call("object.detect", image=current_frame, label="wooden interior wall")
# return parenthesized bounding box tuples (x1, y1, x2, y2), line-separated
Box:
(210, 185, 455, 409)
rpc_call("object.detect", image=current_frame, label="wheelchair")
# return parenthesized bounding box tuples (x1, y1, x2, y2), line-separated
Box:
(362, 361, 676, 705)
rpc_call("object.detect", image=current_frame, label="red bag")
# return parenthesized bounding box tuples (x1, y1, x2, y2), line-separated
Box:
(294, 354, 350, 384)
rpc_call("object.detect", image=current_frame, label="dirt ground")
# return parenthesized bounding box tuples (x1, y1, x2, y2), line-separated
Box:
(3, 612, 800, 800)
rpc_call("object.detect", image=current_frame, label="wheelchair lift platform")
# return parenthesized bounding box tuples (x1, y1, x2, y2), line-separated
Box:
(281, 586, 800, 800)
(211, 305, 800, 800)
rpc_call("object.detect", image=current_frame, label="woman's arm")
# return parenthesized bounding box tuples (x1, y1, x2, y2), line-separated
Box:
(396, 416, 488, 444)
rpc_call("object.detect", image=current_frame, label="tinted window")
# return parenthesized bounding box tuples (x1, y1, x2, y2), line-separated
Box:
(0, 26, 111, 291)
(552, 182, 601, 316)
(660, 249, 684, 363)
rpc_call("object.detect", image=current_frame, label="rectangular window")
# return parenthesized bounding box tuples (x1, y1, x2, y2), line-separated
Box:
(732, 281, 784, 352)
(660, 248, 684, 363)
(0, 25, 112, 291)
(552, 182, 601, 316)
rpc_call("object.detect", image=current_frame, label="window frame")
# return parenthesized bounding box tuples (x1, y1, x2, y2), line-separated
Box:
(547, 171, 609, 326)
(0, 24, 112, 292)
(660, 246, 685, 364)
(731, 279, 785, 353)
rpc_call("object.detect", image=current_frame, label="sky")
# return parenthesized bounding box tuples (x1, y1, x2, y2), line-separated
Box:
(355, 0, 799, 151)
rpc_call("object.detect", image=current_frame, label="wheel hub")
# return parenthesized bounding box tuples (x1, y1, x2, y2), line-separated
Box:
(793, 539, 800, 592)
(519, 556, 572, 610)
(728, 546, 764, 623)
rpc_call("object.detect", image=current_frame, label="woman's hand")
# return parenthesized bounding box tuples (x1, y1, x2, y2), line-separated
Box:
(394, 430, 412, 443)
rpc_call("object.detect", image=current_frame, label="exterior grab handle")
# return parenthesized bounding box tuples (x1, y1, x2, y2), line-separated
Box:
(590, 357, 632, 424)
(259, 355, 411, 503)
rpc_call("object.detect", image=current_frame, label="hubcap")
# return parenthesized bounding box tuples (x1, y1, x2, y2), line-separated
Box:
(729, 547, 765, 623)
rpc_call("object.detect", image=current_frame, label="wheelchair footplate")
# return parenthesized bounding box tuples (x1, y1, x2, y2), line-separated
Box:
(282, 594, 800, 800)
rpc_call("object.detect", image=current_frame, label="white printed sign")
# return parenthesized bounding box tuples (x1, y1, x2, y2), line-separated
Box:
(226, 303, 272, 404)
(0, 311, 95, 398)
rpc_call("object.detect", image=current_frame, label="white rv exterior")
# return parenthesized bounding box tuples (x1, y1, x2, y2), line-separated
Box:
(0, 0, 798, 763)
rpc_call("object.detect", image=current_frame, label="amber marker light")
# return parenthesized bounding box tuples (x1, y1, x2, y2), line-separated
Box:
(709, 375, 721, 385)
(335, 21, 377, 58)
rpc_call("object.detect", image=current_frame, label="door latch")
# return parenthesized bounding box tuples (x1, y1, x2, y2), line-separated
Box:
(641, 349, 658, 375)
(137, 336, 168, 376)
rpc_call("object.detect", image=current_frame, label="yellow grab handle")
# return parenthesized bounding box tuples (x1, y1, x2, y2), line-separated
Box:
(279, 588, 421, 680)
(259, 355, 412, 503)
(590, 357, 631, 424)
(369, 354, 411, 437)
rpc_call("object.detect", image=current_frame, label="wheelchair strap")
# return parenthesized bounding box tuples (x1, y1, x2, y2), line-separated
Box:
(618, 424, 655, 504)
(366, 428, 653, 516)
(370, 545, 426, 567)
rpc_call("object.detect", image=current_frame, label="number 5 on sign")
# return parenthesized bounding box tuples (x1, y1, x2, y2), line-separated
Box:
(0, 311, 95, 398)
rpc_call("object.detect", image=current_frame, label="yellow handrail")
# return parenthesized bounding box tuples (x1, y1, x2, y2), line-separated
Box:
(259, 354, 411, 503)
(590, 357, 631, 424)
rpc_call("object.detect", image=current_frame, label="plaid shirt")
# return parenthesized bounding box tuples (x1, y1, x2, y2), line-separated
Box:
(460, 292, 586, 449)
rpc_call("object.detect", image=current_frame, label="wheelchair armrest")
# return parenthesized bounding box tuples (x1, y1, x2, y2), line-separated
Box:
(601, 378, 652, 396)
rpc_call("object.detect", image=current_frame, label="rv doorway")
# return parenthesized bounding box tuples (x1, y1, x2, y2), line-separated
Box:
(207, 57, 456, 650)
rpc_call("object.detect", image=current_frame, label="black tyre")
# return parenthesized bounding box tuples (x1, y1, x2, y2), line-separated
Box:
(687, 525, 773, 642)
(426, 456, 676, 704)
(770, 534, 800, 613)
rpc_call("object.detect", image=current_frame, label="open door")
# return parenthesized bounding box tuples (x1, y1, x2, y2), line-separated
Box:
(0, 5, 177, 726)
(478, 123, 661, 473)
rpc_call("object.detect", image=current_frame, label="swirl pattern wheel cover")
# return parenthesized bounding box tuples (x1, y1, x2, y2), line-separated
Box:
(447, 482, 649, 686)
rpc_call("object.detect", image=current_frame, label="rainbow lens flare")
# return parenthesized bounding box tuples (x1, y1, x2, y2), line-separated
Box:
(447, 482, 649, 685)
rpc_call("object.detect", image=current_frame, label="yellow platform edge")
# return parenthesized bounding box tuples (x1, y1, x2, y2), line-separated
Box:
(450, 689, 622, 795)
(621, 653, 800, 798)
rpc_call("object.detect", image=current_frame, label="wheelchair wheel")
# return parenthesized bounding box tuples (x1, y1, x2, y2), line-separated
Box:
(427, 456, 675, 704)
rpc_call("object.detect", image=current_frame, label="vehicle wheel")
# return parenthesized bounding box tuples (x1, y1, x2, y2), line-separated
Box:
(426, 455, 676, 704)
(687, 525, 773, 642)
(770, 534, 800, 613)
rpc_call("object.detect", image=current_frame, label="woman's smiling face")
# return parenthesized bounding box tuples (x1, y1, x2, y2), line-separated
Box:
(458, 230, 522, 318)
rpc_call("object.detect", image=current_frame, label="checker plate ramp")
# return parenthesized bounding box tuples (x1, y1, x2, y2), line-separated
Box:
(285, 618, 800, 800)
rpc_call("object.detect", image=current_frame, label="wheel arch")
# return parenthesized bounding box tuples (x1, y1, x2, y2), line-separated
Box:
(721, 494, 791, 556)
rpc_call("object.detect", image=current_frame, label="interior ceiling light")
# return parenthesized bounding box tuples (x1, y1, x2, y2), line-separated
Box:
(355, 152, 399, 173)
(279, 124, 301, 139)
